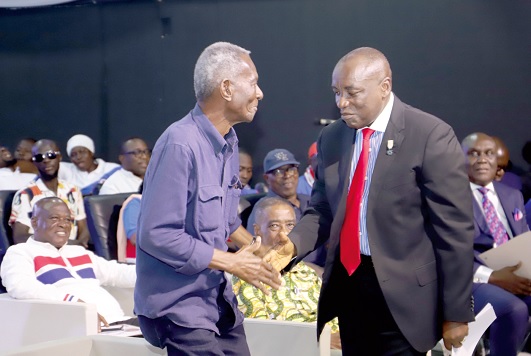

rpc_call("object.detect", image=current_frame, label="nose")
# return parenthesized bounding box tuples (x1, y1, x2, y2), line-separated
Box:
(336, 94, 348, 109)
(256, 85, 264, 100)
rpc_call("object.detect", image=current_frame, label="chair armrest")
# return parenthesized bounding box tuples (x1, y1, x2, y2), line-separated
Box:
(0, 294, 98, 354)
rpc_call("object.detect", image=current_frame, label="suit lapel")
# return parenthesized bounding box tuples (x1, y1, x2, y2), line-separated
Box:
(493, 182, 518, 237)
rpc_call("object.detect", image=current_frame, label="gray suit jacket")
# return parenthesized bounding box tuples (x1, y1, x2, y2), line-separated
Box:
(289, 96, 475, 352)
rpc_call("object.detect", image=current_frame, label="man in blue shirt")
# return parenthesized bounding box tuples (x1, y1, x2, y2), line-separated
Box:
(135, 42, 282, 355)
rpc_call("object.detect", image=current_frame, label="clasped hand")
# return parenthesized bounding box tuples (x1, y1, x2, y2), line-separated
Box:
(231, 236, 283, 295)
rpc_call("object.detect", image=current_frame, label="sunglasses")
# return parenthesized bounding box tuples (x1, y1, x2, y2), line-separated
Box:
(32, 150, 61, 163)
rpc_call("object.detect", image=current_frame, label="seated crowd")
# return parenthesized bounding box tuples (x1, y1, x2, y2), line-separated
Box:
(1, 132, 531, 355)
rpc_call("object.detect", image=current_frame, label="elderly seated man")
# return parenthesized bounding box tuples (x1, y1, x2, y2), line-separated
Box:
(1, 197, 137, 327)
(462, 133, 530, 356)
(232, 197, 341, 349)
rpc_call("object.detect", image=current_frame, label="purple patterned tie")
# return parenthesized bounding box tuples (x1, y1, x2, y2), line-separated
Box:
(479, 187, 509, 247)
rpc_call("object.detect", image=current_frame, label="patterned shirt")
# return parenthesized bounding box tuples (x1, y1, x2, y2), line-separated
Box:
(232, 262, 339, 333)
(9, 177, 86, 240)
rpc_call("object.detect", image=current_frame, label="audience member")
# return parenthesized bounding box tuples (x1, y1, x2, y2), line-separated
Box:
(116, 183, 142, 263)
(296, 142, 318, 196)
(59, 134, 120, 196)
(9, 139, 90, 247)
(232, 197, 341, 350)
(14, 138, 38, 174)
(492, 136, 522, 190)
(246, 148, 310, 233)
(245, 148, 325, 266)
(0, 145, 36, 190)
(281, 47, 474, 354)
(14, 138, 36, 161)
(1, 197, 137, 326)
(239, 147, 258, 195)
(135, 42, 281, 355)
(462, 132, 530, 356)
(99, 138, 149, 195)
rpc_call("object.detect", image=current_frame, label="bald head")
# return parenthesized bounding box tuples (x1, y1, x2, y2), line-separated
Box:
(461, 132, 498, 186)
(31, 197, 72, 249)
(32, 139, 59, 156)
(335, 47, 392, 83)
(332, 47, 393, 129)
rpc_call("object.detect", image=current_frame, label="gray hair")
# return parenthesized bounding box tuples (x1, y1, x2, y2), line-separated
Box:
(193, 42, 251, 101)
(254, 197, 294, 225)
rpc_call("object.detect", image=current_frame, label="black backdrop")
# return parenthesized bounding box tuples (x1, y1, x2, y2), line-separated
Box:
(1, 0, 530, 184)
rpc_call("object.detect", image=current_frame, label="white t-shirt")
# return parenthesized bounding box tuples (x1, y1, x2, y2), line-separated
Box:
(99, 168, 142, 195)
(59, 159, 120, 191)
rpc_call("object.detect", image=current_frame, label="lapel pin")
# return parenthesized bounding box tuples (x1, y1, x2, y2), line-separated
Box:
(386, 139, 394, 156)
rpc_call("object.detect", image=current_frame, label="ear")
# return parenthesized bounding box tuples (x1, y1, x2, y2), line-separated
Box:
(220, 79, 233, 101)
(31, 216, 38, 231)
(118, 154, 125, 164)
(380, 77, 392, 97)
(253, 224, 261, 237)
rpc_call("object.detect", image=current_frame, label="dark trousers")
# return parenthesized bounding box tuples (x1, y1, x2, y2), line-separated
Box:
(138, 285, 250, 356)
(473, 283, 531, 356)
(336, 255, 424, 356)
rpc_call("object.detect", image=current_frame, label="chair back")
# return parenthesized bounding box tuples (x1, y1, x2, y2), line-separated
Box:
(0, 190, 16, 254)
(239, 192, 266, 228)
(84, 193, 131, 260)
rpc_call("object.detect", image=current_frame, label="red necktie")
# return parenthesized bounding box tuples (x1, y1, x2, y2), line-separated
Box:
(340, 128, 375, 276)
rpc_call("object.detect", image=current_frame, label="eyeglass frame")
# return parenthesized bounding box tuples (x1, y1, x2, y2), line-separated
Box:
(266, 164, 299, 178)
(122, 148, 152, 158)
(32, 150, 61, 163)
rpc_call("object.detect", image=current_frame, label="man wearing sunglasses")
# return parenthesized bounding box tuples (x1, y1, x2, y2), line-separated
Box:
(9, 139, 90, 248)
(99, 137, 150, 195)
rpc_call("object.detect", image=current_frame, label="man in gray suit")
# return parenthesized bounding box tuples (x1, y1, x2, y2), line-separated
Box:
(274, 47, 475, 355)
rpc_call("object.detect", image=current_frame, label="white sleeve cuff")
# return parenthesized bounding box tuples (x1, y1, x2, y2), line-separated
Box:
(473, 265, 493, 283)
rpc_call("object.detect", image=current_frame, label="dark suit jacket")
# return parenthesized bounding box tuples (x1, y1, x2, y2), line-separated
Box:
(472, 181, 529, 277)
(289, 96, 475, 352)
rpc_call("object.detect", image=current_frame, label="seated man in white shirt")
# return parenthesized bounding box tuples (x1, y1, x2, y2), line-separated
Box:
(99, 138, 150, 195)
(1, 197, 137, 326)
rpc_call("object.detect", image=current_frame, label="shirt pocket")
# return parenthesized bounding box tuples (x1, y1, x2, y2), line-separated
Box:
(198, 185, 224, 232)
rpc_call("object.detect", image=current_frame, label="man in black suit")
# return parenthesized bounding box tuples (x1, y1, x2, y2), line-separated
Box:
(274, 47, 475, 355)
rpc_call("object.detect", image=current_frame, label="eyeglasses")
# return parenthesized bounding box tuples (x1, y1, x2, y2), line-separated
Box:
(32, 150, 60, 162)
(123, 148, 152, 158)
(267, 165, 299, 178)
